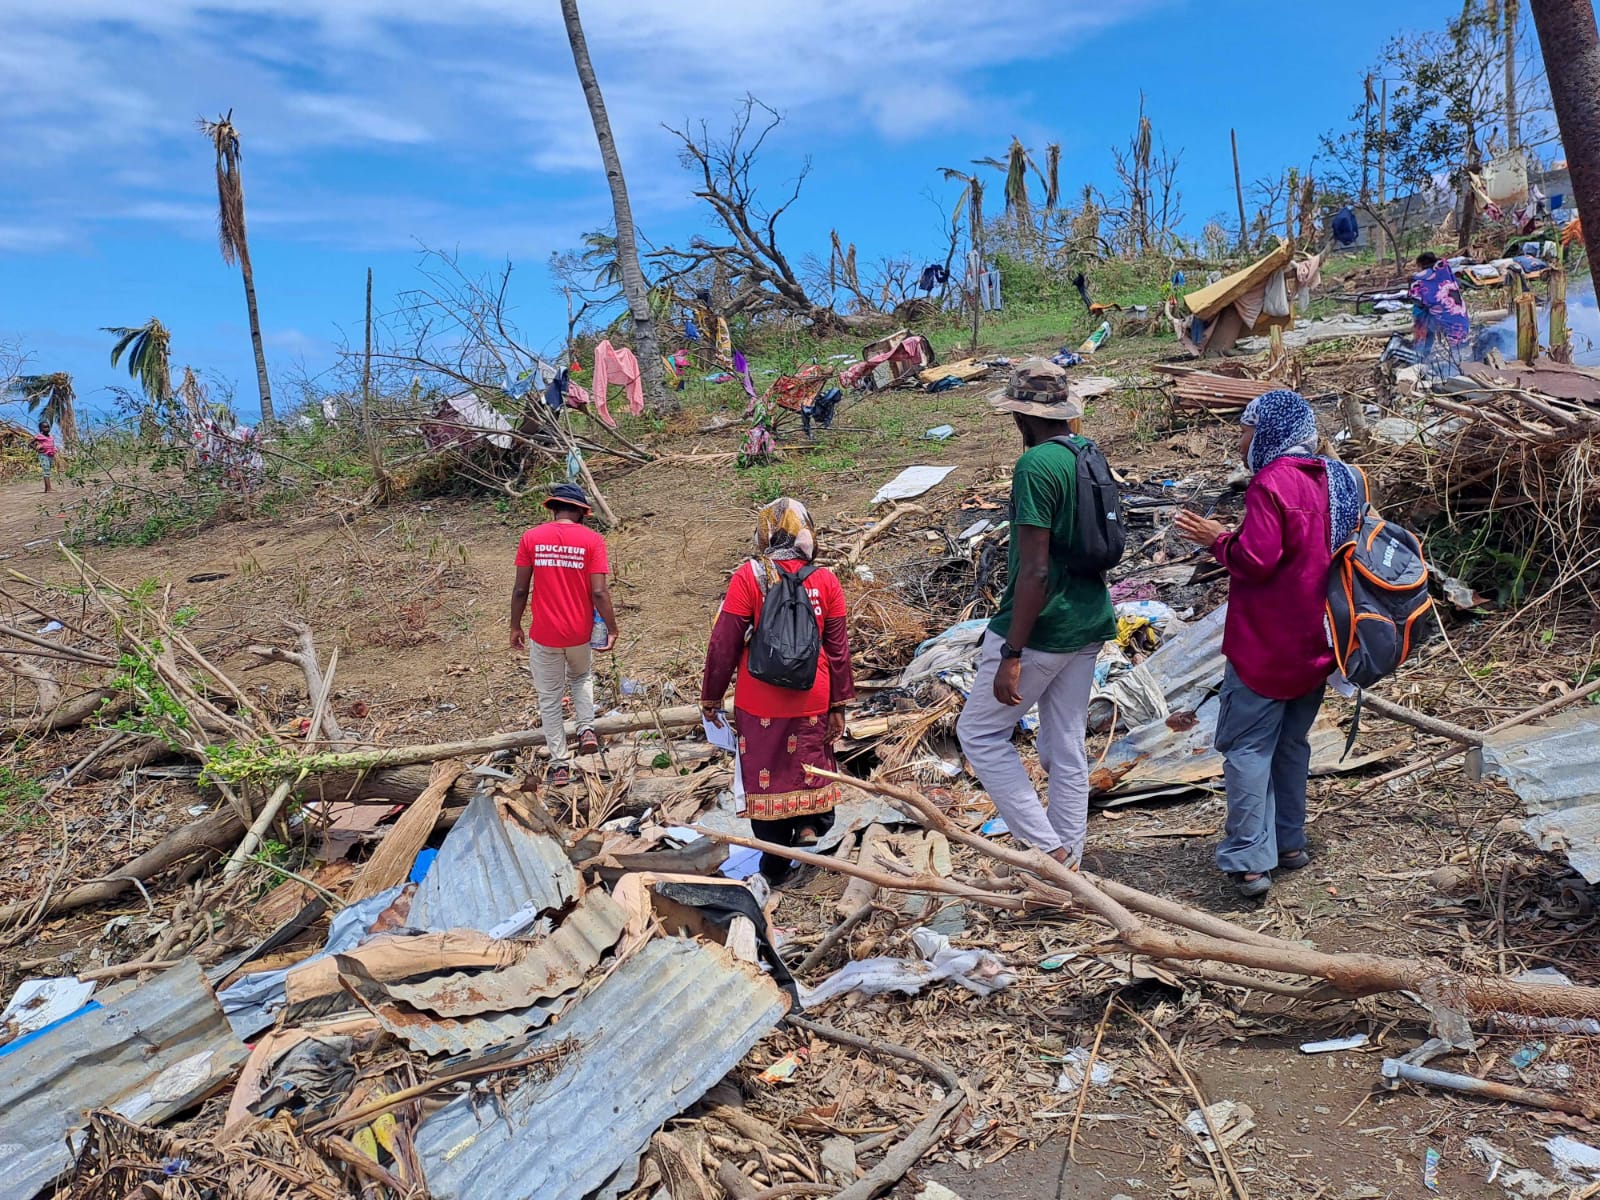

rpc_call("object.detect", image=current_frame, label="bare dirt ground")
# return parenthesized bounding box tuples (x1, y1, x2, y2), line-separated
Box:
(3, 358, 1596, 1199)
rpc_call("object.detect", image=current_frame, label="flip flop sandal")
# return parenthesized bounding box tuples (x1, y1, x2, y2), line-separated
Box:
(1277, 849, 1312, 871)
(794, 826, 820, 847)
(547, 765, 572, 787)
(1229, 871, 1273, 898)
(578, 729, 600, 755)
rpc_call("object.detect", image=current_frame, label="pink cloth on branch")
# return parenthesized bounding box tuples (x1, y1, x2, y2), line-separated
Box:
(588, 340, 645, 427)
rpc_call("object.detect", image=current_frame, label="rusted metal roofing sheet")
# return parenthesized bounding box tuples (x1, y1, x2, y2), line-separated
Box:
(372, 993, 570, 1058)
(1478, 709, 1600, 882)
(0, 959, 247, 1200)
(410, 792, 579, 935)
(384, 889, 626, 1017)
(415, 937, 788, 1200)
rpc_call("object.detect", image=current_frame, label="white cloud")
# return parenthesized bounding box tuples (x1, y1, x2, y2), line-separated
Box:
(2, 0, 1154, 262)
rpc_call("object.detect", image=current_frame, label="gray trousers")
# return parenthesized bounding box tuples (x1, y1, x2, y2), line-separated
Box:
(1213, 664, 1325, 874)
(956, 637, 1100, 863)
(529, 642, 595, 767)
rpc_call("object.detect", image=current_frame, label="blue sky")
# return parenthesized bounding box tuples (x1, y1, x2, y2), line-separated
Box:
(0, 0, 1521, 422)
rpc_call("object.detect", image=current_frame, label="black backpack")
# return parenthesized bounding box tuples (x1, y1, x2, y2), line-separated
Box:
(1326, 468, 1433, 689)
(1049, 435, 1126, 577)
(746, 562, 823, 690)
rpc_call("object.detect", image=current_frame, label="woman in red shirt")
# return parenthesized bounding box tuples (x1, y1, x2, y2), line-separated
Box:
(701, 498, 855, 885)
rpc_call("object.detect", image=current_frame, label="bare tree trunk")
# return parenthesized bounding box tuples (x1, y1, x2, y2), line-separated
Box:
(1529, 0, 1600, 299)
(1231, 129, 1248, 252)
(238, 238, 274, 424)
(1376, 79, 1389, 262)
(560, 0, 673, 416)
(1506, 0, 1521, 147)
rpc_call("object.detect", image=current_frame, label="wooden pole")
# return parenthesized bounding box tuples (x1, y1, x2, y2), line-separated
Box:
(362, 268, 385, 492)
(1528, 0, 1600, 299)
(1231, 129, 1248, 251)
(1549, 259, 1572, 362)
(1516, 279, 1539, 364)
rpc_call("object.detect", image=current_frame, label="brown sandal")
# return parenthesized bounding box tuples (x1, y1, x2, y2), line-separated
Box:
(578, 728, 600, 755)
(548, 764, 572, 786)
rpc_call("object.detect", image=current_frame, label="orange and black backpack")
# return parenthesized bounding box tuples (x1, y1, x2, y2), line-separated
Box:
(1325, 467, 1434, 689)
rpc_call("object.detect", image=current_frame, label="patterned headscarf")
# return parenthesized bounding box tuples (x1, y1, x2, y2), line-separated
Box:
(1241, 389, 1364, 550)
(755, 497, 816, 563)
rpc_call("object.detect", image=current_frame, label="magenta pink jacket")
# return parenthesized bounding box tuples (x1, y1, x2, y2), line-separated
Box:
(1210, 457, 1336, 700)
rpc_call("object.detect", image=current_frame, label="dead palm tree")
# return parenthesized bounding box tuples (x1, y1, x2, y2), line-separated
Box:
(940, 168, 988, 351)
(559, 0, 671, 416)
(1040, 143, 1062, 214)
(198, 111, 274, 424)
(6, 372, 79, 447)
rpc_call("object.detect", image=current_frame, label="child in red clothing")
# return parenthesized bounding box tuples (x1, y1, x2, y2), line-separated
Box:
(32, 421, 57, 493)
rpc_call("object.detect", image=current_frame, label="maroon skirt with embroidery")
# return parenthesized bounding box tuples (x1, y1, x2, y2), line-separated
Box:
(735, 707, 841, 821)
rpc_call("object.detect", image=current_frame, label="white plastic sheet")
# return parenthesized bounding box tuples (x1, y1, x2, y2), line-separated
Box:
(870, 465, 956, 506)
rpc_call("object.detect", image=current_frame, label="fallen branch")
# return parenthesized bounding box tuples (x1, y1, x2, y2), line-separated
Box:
(0, 806, 245, 926)
(788, 1016, 966, 1200)
(3, 689, 122, 737)
(795, 898, 878, 975)
(1122, 1001, 1250, 1199)
(1356, 669, 1600, 796)
(793, 768, 1600, 1020)
(1381, 1057, 1596, 1118)
(239, 705, 705, 777)
(844, 503, 925, 566)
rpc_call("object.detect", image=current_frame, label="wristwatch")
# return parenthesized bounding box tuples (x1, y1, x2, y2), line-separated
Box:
(1000, 641, 1024, 660)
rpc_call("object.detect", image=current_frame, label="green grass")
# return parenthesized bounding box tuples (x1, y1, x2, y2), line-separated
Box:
(0, 767, 47, 831)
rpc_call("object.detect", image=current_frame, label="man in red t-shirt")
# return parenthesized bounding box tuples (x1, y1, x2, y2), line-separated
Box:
(509, 484, 618, 784)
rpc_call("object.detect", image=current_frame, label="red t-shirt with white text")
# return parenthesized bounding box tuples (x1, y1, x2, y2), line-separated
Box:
(722, 559, 844, 718)
(515, 520, 609, 647)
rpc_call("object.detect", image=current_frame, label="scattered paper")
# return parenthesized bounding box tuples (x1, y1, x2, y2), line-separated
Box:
(758, 1049, 807, 1083)
(703, 716, 737, 753)
(1299, 1033, 1369, 1054)
(1053, 1047, 1114, 1091)
(1546, 1136, 1600, 1184)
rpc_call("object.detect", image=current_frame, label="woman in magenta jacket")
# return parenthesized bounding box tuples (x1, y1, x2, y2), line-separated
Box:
(1176, 390, 1363, 898)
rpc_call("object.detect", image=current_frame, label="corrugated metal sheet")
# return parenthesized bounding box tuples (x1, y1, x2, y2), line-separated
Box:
(0, 959, 247, 1200)
(383, 889, 626, 1017)
(415, 937, 788, 1200)
(410, 793, 578, 934)
(1478, 710, 1600, 882)
(1094, 693, 1400, 801)
(1141, 602, 1227, 716)
(1478, 710, 1600, 814)
(373, 993, 570, 1057)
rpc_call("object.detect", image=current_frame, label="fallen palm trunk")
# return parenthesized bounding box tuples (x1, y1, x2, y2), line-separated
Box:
(715, 769, 1600, 1022)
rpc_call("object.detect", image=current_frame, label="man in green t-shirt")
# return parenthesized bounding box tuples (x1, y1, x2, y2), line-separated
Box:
(957, 360, 1117, 866)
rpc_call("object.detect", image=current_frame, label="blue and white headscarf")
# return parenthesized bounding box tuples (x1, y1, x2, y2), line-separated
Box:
(1241, 389, 1364, 549)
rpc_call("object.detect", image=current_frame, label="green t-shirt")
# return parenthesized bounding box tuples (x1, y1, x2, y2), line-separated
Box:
(988, 439, 1118, 653)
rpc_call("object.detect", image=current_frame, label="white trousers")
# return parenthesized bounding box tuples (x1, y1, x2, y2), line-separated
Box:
(529, 642, 595, 766)
(956, 636, 1100, 862)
